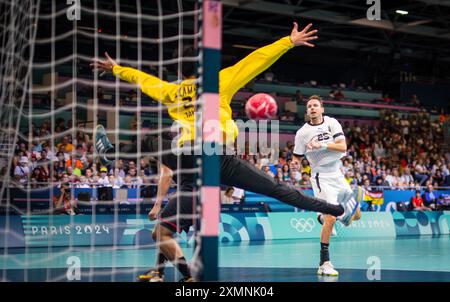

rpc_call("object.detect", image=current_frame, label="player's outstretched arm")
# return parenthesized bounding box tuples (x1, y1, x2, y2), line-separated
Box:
(90, 52, 178, 104)
(220, 22, 318, 98)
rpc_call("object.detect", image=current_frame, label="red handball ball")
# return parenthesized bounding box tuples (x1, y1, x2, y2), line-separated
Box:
(245, 93, 278, 120)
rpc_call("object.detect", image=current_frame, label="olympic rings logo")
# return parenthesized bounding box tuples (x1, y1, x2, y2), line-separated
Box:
(290, 218, 316, 233)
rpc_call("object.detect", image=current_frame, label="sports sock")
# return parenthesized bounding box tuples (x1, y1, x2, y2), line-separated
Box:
(320, 242, 330, 266)
(157, 252, 168, 275)
(176, 257, 191, 278)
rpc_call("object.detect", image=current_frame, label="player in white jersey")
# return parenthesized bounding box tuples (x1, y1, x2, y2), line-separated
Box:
(293, 95, 362, 277)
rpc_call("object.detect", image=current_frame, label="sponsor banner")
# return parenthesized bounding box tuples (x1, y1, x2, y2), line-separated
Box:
(0, 216, 25, 248)
(377, 190, 450, 212)
(334, 212, 396, 238)
(267, 212, 321, 239)
(1, 211, 449, 248)
(2, 215, 193, 248)
(392, 211, 450, 236)
(219, 213, 269, 242)
(245, 190, 450, 212)
(21, 215, 126, 247)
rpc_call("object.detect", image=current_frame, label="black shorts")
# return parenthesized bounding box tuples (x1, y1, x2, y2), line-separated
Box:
(158, 152, 198, 234)
(159, 193, 199, 234)
(144, 135, 178, 171)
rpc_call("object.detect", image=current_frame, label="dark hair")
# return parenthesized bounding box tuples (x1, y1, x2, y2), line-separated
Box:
(174, 45, 197, 78)
(225, 187, 234, 194)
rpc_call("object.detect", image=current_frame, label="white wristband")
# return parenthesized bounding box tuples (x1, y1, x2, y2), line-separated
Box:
(320, 143, 328, 151)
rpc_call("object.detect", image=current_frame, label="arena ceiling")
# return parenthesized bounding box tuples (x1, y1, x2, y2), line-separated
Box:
(219, 0, 450, 62)
(33, 0, 450, 82)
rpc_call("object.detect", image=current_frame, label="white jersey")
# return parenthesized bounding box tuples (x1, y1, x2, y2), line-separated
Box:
(294, 116, 346, 174)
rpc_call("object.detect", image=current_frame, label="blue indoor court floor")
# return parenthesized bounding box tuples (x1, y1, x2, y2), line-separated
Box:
(1, 236, 449, 282)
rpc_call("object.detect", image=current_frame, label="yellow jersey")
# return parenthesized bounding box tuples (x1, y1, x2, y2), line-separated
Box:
(112, 36, 294, 146)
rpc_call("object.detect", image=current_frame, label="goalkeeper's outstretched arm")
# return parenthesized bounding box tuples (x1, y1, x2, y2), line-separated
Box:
(90, 52, 178, 105)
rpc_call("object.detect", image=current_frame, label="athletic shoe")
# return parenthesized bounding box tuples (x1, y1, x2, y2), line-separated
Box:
(353, 186, 364, 221)
(317, 261, 339, 277)
(336, 190, 359, 226)
(137, 270, 164, 282)
(94, 124, 114, 166)
(355, 185, 364, 203)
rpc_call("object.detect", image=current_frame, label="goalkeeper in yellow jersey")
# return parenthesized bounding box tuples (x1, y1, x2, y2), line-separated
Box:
(91, 22, 360, 282)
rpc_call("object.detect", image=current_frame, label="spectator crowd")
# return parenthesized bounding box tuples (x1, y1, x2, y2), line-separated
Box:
(7, 98, 450, 211)
(9, 118, 161, 191)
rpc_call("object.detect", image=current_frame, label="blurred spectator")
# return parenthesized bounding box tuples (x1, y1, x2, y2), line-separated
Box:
(56, 118, 67, 132)
(112, 168, 125, 187)
(97, 167, 110, 187)
(344, 171, 354, 186)
(282, 164, 291, 182)
(262, 165, 275, 178)
(14, 156, 30, 186)
(97, 86, 104, 100)
(221, 187, 235, 204)
(75, 130, 90, 149)
(423, 184, 437, 210)
(54, 183, 77, 215)
(411, 190, 432, 211)
(42, 91, 52, 107)
(300, 158, 311, 175)
(280, 110, 296, 121)
(382, 94, 393, 103)
(122, 175, 133, 189)
(264, 70, 275, 82)
(433, 170, 445, 187)
(328, 90, 335, 99)
(66, 154, 83, 177)
(298, 172, 311, 189)
(231, 187, 245, 204)
(77, 176, 90, 188)
(275, 171, 283, 184)
(125, 160, 136, 175)
(386, 168, 402, 189)
(293, 89, 303, 104)
(401, 168, 414, 187)
(57, 136, 74, 154)
(363, 178, 371, 191)
(108, 175, 119, 188)
(413, 159, 429, 185)
(373, 176, 389, 191)
(348, 79, 357, 90)
(128, 168, 143, 188)
(333, 89, 344, 100)
(410, 94, 420, 107)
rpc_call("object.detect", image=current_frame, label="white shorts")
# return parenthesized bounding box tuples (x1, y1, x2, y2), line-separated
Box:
(310, 171, 352, 208)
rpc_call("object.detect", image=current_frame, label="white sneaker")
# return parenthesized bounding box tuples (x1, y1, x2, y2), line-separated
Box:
(317, 261, 339, 276)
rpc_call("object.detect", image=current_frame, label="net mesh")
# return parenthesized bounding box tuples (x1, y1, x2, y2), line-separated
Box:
(0, 0, 211, 282)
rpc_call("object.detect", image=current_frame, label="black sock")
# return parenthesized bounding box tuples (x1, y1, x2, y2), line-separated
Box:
(157, 252, 168, 275)
(320, 242, 330, 266)
(176, 257, 191, 278)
